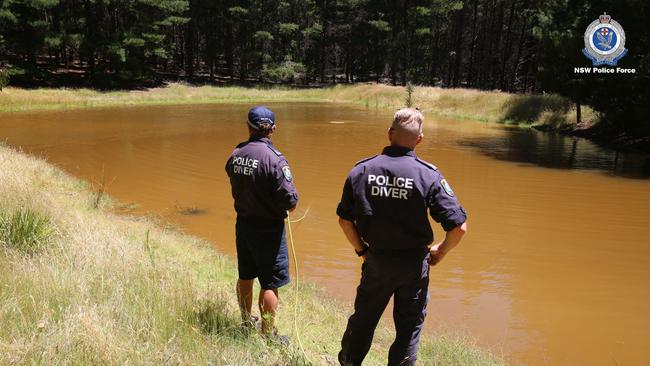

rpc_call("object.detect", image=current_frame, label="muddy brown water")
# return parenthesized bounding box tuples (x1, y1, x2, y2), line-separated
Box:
(2, 103, 650, 365)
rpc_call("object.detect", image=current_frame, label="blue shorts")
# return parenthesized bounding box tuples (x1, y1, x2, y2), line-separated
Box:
(235, 217, 290, 289)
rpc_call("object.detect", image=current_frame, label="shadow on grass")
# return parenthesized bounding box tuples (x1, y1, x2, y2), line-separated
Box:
(186, 299, 314, 365)
(500, 94, 571, 125)
(187, 299, 252, 340)
(9, 62, 331, 91)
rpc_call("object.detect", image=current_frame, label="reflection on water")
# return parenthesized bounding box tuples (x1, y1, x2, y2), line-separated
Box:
(0, 104, 649, 365)
(459, 127, 650, 179)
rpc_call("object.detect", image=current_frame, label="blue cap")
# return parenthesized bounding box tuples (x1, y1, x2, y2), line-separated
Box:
(247, 106, 276, 130)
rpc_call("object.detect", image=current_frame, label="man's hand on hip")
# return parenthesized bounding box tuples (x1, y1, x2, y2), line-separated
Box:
(428, 243, 447, 266)
(428, 222, 467, 267)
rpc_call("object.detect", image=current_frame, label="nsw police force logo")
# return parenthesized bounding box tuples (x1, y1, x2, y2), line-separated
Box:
(582, 13, 627, 66)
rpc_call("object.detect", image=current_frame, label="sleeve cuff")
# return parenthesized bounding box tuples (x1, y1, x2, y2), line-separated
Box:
(336, 203, 355, 221)
(285, 193, 299, 210)
(441, 207, 467, 231)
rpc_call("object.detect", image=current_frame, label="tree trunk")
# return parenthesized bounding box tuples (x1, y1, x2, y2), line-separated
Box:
(452, 7, 466, 87)
(185, 0, 196, 78)
(429, 15, 440, 85)
(512, 13, 529, 92)
(467, 0, 479, 87)
(490, 0, 505, 90)
(499, 0, 516, 90)
(226, 23, 234, 80)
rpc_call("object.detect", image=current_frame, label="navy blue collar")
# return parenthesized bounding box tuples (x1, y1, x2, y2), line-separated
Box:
(382, 145, 415, 157)
(249, 136, 272, 145)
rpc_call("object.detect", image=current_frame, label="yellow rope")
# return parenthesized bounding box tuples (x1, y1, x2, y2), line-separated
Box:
(289, 207, 310, 223)
(286, 209, 310, 362)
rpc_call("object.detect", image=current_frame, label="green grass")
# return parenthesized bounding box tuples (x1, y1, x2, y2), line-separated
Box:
(0, 144, 504, 364)
(0, 208, 53, 254)
(0, 82, 596, 128)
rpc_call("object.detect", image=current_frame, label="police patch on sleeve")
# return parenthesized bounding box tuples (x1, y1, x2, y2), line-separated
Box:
(440, 179, 454, 196)
(282, 165, 293, 182)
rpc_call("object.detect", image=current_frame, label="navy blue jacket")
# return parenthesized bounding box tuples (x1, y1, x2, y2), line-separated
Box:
(337, 146, 467, 253)
(226, 137, 298, 220)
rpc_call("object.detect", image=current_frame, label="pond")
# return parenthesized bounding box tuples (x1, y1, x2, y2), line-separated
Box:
(1, 103, 649, 365)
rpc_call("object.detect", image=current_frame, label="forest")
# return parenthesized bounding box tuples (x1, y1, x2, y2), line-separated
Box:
(0, 0, 648, 139)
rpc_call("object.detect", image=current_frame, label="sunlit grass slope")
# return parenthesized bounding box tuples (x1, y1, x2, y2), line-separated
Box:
(0, 145, 503, 365)
(0, 82, 594, 128)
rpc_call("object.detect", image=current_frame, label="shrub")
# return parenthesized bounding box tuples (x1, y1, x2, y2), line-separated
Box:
(278, 22, 299, 36)
(0, 67, 9, 91)
(188, 299, 242, 337)
(405, 82, 414, 107)
(262, 60, 305, 83)
(0, 208, 52, 254)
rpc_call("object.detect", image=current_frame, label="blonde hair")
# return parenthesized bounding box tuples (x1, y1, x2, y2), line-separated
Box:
(391, 108, 423, 137)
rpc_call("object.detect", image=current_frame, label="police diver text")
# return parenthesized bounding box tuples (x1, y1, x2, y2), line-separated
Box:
(368, 174, 413, 200)
(231, 156, 259, 176)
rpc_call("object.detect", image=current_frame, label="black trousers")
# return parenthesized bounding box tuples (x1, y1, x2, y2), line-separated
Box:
(339, 250, 430, 366)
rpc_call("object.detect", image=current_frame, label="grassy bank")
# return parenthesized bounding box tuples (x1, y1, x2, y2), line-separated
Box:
(0, 82, 594, 129)
(0, 146, 503, 364)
